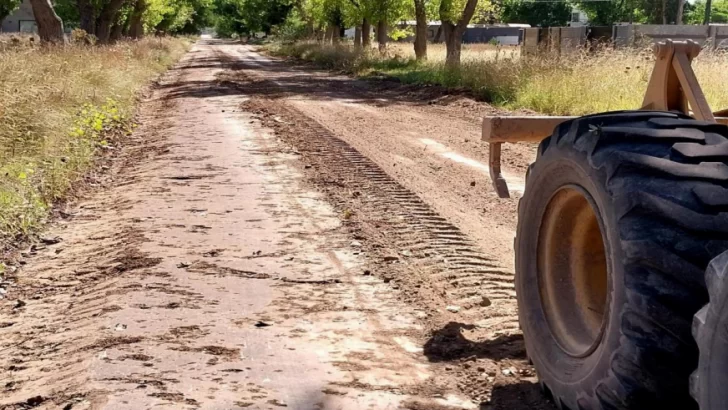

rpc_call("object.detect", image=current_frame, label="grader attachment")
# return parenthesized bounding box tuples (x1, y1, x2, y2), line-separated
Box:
(483, 40, 728, 198)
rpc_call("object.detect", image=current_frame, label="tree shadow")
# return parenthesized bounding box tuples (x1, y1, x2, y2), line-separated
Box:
(160, 39, 480, 110)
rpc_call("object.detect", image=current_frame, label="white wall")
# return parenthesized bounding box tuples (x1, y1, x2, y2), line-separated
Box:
(1, 0, 36, 33)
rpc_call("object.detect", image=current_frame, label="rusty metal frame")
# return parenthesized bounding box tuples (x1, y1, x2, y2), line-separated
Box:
(483, 40, 727, 198)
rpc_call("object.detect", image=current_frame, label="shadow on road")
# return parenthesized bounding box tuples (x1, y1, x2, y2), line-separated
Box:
(423, 322, 556, 410)
(162, 39, 484, 111)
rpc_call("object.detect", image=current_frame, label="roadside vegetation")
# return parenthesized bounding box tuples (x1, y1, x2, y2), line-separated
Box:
(0, 36, 191, 245)
(267, 41, 728, 116)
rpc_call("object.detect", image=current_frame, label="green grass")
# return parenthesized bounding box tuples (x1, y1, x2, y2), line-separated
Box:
(266, 41, 728, 116)
(0, 36, 192, 245)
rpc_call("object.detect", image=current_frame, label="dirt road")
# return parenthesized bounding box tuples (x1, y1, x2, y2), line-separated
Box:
(0, 39, 550, 410)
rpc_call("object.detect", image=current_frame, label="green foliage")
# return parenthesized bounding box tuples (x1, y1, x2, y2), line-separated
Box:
(214, 0, 293, 37)
(686, 0, 728, 23)
(52, 0, 212, 37)
(500, 0, 571, 27)
(146, 0, 213, 34)
(571, 0, 633, 25)
(0, 0, 21, 22)
(273, 7, 310, 40)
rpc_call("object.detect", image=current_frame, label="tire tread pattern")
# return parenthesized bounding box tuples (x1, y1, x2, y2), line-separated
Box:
(532, 111, 728, 409)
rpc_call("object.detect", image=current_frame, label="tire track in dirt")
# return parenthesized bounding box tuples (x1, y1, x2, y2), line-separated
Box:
(209, 44, 555, 408)
(254, 98, 517, 326)
(236, 97, 535, 405)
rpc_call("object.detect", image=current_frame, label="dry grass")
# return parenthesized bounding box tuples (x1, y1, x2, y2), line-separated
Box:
(268, 41, 728, 116)
(0, 36, 191, 243)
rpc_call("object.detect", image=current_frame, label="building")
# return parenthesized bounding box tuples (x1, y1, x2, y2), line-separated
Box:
(1, 0, 36, 33)
(568, 7, 589, 27)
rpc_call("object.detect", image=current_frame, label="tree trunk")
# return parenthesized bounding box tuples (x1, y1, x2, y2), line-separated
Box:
(414, 0, 427, 60)
(434, 25, 443, 43)
(128, 0, 146, 38)
(95, 0, 126, 44)
(354, 26, 362, 48)
(676, 0, 685, 24)
(332, 24, 341, 44)
(76, 0, 95, 34)
(28, 0, 65, 44)
(110, 19, 125, 42)
(442, 22, 462, 66)
(324, 25, 333, 43)
(439, 0, 478, 67)
(362, 18, 371, 49)
(662, 0, 667, 24)
(704, 0, 713, 24)
(377, 20, 387, 53)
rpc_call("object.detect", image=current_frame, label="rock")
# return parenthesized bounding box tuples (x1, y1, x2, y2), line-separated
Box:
(501, 366, 517, 377)
(255, 321, 272, 328)
(446, 305, 461, 313)
(470, 181, 476, 187)
(114, 323, 127, 331)
(479, 296, 492, 307)
(40, 236, 62, 245)
(383, 255, 399, 262)
(350, 241, 362, 248)
(362, 270, 371, 276)
(176, 262, 191, 268)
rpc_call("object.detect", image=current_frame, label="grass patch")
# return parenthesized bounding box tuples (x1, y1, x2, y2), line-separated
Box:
(266, 41, 728, 116)
(0, 36, 191, 244)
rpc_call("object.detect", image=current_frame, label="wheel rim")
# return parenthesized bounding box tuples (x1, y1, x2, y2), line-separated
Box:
(537, 186, 609, 358)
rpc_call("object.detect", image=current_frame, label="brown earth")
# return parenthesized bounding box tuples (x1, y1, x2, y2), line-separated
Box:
(0, 38, 551, 410)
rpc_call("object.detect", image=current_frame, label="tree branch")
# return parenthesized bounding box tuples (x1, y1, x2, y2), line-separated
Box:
(455, 0, 478, 34)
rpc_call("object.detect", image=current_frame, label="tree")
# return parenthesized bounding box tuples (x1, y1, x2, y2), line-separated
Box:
(500, 0, 570, 26)
(96, 0, 127, 43)
(0, 0, 21, 24)
(127, 0, 146, 38)
(685, 0, 728, 23)
(439, 0, 478, 67)
(29, 0, 65, 43)
(676, 0, 685, 23)
(214, 0, 293, 38)
(571, 0, 632, 25)
(413, 0, 427, 60)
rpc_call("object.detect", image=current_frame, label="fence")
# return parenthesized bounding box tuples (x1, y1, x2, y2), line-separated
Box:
(523, 24, 728, 55)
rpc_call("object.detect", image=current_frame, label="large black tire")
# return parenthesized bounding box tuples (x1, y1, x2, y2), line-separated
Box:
(691, 251, 728, 410)
(515, 111, 728, 410)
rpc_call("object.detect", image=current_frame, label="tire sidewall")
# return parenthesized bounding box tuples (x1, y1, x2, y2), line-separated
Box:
(516, 141, 626, 407)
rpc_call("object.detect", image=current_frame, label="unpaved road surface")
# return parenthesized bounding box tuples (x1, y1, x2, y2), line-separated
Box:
(0, 39, 551, 410)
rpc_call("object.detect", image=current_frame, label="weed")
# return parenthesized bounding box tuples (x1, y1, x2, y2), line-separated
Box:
(267, 41, 728, 116)
(0, 36, 192, 244)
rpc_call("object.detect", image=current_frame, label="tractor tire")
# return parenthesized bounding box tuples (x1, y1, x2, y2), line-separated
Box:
(691, 250, 728, 410)
(515, 111, 728, 410)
